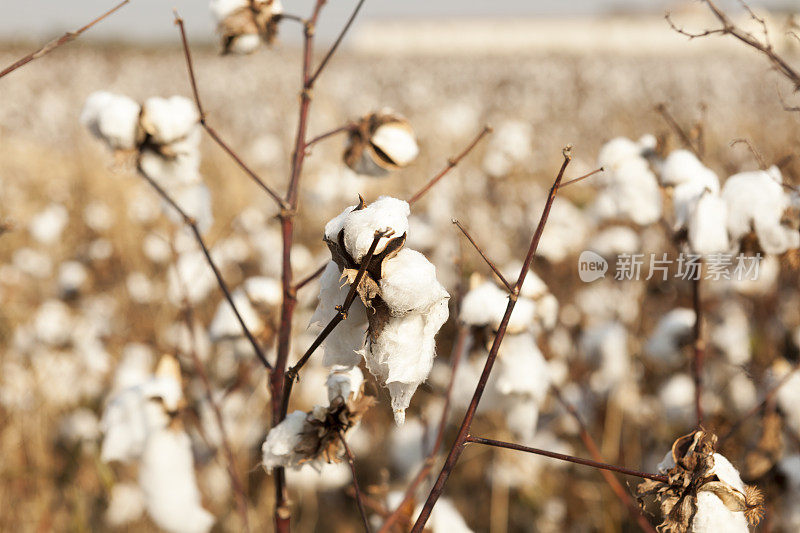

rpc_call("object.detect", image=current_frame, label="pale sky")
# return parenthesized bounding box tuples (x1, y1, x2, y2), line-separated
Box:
(0, 0, 791, 44)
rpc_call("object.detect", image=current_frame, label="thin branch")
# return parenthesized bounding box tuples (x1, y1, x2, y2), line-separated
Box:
(307, 0, 367, 87)
(137, 171, 272, 371)
(305, 123, 357, 148)
(691, 274, 705, 428)
(408, 126, 493, 205)
(411, 146, 572, 533)
(339, 431, 372, 533)
(730, 138, 767, 169)
(280, 229, 390, 419)
(720, 361, 800, 444)
(180, 302, 250, 532)
(559, 167, 604, 189)
(293, 262, 328, 292)
(452, 219, 514, 293)
(378, 325, 471, 533)
(466, 436, 668, 483)
(0, 0, 129, 79)
(655, 103, 702, 158)
(173, 12, 287, 209)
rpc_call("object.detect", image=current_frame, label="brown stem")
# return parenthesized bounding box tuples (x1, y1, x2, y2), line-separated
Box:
(452, 219, 513, 293)
(280, 229, 389, 419)
(720, 360, 800, 444)
(339, 431, 373, 533)
(466, 436, 668, 483)
(550, 385, 658, 533)
(137, 171, 272, 371)
(408, 126, 492, 205)
(729, 138, 767, 170)
(293, 262, 328, 292)
(180, 303, 250, 532)
(306, 123, 357, 148)
(173, 13, 286, 209)
(655, 103, 701, 158)
(307, 0, 367, 86)
(410, 146, 572, 533)
(0, 0, 129, 79)
(692, 274, 705, 428)
(378, 325, 471, 533)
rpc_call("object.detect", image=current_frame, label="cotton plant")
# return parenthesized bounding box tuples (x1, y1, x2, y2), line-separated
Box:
(210, 0, 283, 54)
(343, 110, 420, 177)
(262, 366, 373, 471)
(81, 91, 213, 233)
(311, 196, 449, 424)
(637, 430, 763, 532)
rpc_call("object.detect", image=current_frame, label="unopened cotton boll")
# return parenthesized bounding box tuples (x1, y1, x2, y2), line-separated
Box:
(341, 196, 410, 263)
(645, 308, 695, 365)
(688, 191, 730, 254)
(81, 91, 142, 150)
(139, 428, 214, 533)
(140, 96, 199, 146)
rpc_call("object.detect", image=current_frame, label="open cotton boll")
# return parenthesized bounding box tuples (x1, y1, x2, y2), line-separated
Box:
(139, 148, 202, 188)
(659, 374, 695, 422)
(730, 254, 780, 296)
(770, 360, 800, 434)
(242, 276, 282, 307)
(29, 203, 69, 245)
(371, 122, 419, 167)
(105, 482, 145, 527)
(367, 297, 449, 425)
(166, 183, 213, 235)
(645, 308, 695, 365)
(691, 455, 750, 533)
(262, 411, 308, 471)
(688, 191, 730, 254)
(139, 428, 214, 533)
(324, 205, 357, 241)
(597, 137, 643, 171)
(592, 158, 662, 226)
(580, 321, 629, 393)
(710, 302, 751, 366)
(208, 287, 262, 340)
(209, 0, 248, 21)
(380, 248, 449, 314)
(589, 225, 641, 257)
(494, 333, 549, 402)
(413, 497, 474, 533)
(114, 343, 154, 391)
(722, 166, 793, 249)
(310, 262, 368, 368)
(672, 175, 720, 231)
(34, 299, 73, 346)
(660, 149, 719, 188)
(342, 196, 410, 263)
(140, 96, 199, 146)
(532, 196, 589, 263)
(81, 91, 141, 150)
(460, 280, 535, 333)
(167, 250, 217, 305)
(58, 260, 89, 296)
(326, 366, 364, 403)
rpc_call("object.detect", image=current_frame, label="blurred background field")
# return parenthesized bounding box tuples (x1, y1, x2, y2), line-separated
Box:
(3, 1, 800, 532)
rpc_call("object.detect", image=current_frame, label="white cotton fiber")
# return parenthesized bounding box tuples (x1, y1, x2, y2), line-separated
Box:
(138, 148, 202, 188)
(580, 321, 629, 393)
(140, 96, 199, 146)
(660, 149, 719, 189)
(342, 196, 410, 262)
(209, 0, 248, 21)
(380, 248, 449, 314)
(645, 308, 695, 365)
(81, 91, 141, 150)
(139, 428, 214, 533)
(326, 366, 364, 403)
(29, 203, 69, 245)
(105, 482, 145, 527)
(459, 280, 534, 333)
(688, 191, 730, 255)
(208, 287, 262, 340)
(371, 122, 420, 166)
(261, 411, 308, 471)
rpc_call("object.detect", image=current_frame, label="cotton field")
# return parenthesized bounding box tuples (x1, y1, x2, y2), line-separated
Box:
(2, 1, 800, 532)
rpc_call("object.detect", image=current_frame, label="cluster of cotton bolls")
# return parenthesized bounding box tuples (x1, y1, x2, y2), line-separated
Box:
(81, 91, 213, 233)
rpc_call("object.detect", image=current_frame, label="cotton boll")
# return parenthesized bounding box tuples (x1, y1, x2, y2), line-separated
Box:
(389, 417, 431, 476)
(645, 308, 695, 365)
(380, 248, 449, 314)
(660, 149, 719, 189)
(143, 233, 172, 263)
(12, 247, 53, 278)
(460, 280, 534, 333)
(58, 408, 100, 445)
(208, 287, 262, 340)
(413, 497, 474, 533)
(88, 238, 114, 261)
(659, 374, 695, 422)
(226, 34, 261, 54)
(242, 276, 282, 307)
(494, 333, 549, 402)
(34, 299, 73, 346)
(139, 428, 214, 533)
(286, 462, 352, 491)
(342, 196, 410, 262)
(770, 360, 800, 435)
(140, 96, 199, 146)
(710, 302, 751, 366)
(83, 201, 114, 232)
(324, 205, 357, 242)
(29, 203, 69, 245)
(114, 343, 154, 390)
(105, 482, 145, 527)
(532, 196, 589, 263)
(126, 272, 156, 304)
(597, 137, 643, 171)
(371, 122, 419, 167)
(209, 0, 248, 21)
(326, 366, 364, 403)
(128, 191, 161, 225)
(688, 191, 730, 254)
(139, 148, 202, 188)
(262, 411, 308, 471)
(690, 453, 749, 533)
(726, 371, 757, 414)
(535, 294, 559, 332)
(580, 321, 629, 394)
(58, 260, 88, 297)
(592, 158, 662, 226)
(589, 225, 641, 257)
(81, 91, 141, 150)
